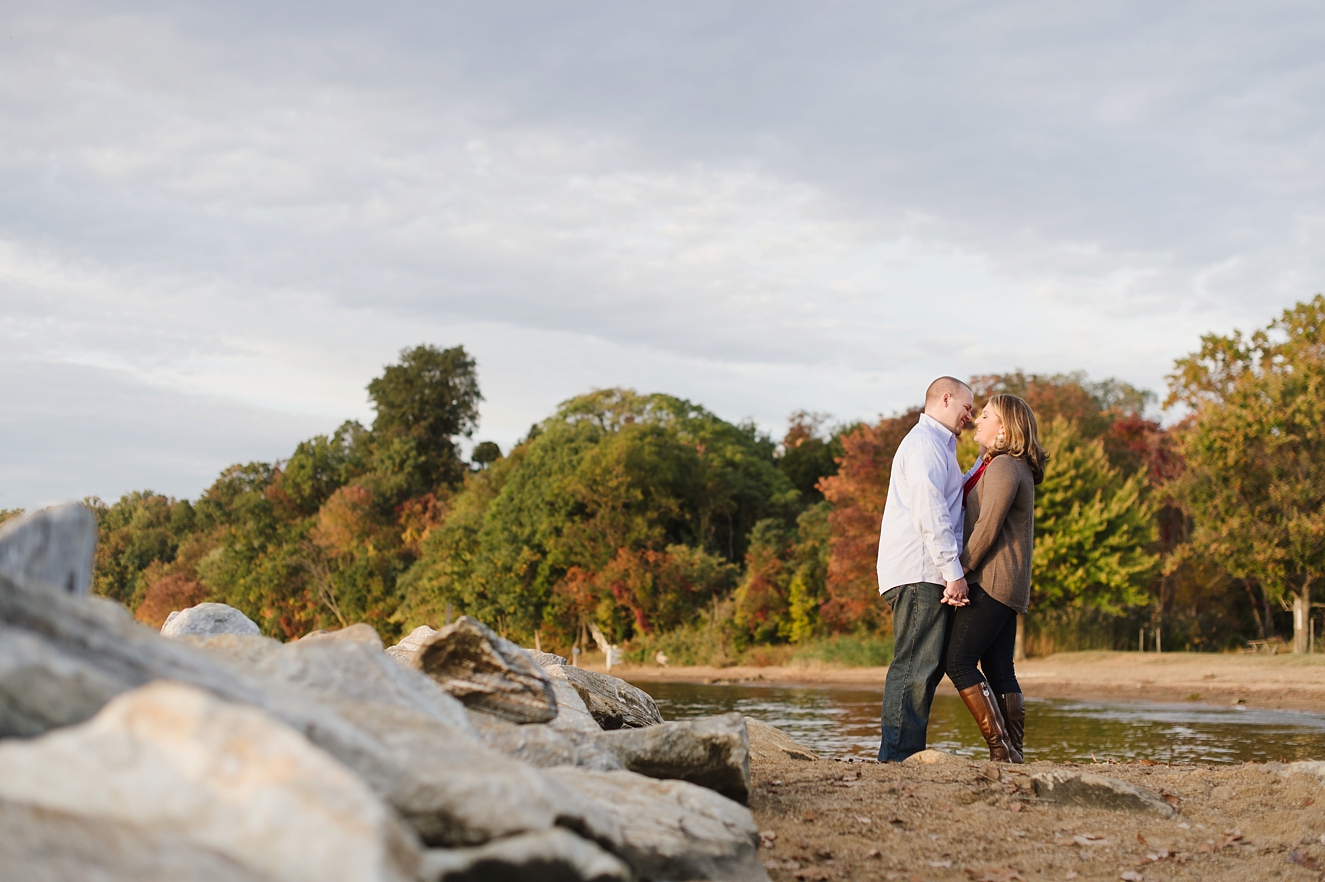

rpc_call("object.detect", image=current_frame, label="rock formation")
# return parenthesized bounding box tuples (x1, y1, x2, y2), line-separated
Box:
(0, 509, 773, 881)
(162, 602, 262, 638)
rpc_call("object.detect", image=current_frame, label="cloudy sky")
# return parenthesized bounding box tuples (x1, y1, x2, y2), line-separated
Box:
(2, 2, 1322, 509)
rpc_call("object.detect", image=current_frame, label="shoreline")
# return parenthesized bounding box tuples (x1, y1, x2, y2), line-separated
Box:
(598, 649, 1325, 715)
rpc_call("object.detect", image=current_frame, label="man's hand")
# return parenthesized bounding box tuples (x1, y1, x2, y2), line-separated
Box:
(942, 576, 969, 607)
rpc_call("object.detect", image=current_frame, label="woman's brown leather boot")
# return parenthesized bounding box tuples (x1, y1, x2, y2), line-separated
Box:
(996, 692, 1025, 761)
(958, 682, 1022, 763)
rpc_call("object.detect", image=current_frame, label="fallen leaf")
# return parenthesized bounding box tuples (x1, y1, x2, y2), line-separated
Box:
(1074, 834, 1109, 847)
(866, 848, 882, 859)
(1136, 833, 1149, 847)
(802, 812, 815, 823)
(1288, 849, 1323, 870)
(981, 764, 1002, 781)
(1137, 759, 1157, 766)
(1305, 797, 1315, 807)
(1008, 802, 1023, 813)
(1161, 792, 1182, 807)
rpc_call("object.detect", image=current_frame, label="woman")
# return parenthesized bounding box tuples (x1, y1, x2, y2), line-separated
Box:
(946, 393, 1046, 763)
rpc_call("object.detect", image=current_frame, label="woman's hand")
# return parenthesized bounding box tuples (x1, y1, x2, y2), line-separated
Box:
(942, 577, 969, 607)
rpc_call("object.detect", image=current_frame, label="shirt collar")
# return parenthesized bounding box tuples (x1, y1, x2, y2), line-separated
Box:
(918, 412, 958, 447)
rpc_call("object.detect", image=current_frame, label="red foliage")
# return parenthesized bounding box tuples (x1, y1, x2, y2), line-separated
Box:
(818, 410, 920, 631)
(134, 573, 210, 629)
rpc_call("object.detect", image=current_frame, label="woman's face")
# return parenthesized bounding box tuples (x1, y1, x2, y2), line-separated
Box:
(974, 403, 1004, 449)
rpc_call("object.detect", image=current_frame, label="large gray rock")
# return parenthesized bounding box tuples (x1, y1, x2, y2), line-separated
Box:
(182, 633, 285, 668)
(545, 665, 663, 730)
(303, 622, 385, 648)
(548, 769, 768, 882)
(0, 503, 97, 596)
(1031, 770, 1177, 816)
(162, 602, 261, 638)
(547, 675, 603, 734)
(0, 681, 421, 882)
(421, 829, 631, 882)
(0, 798, 264, 882)
(385, 624, 437, 665)
(526, 649, 569, 667)
(468, 711, 624, 772)
(744, 717, 818, 763)
(592, 713, 751, 802)
(411, 617, 557, 724)
(251, 633, 473, 732)
(0, 575, 638, 863)
(334, 701, 624, 851)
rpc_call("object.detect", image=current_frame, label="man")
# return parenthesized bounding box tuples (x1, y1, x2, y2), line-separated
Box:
(876, 376, 974, 762)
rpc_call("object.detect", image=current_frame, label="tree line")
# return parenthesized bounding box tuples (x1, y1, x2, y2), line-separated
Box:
(13, 295, 1319, 658)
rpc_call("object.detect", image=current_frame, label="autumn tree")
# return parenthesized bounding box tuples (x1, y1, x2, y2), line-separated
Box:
(818, 410, 921, 633)
(1167, 295, 1325, 653)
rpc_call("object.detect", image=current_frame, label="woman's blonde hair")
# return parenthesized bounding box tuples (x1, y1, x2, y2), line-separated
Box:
(985, 393, 1048, 484)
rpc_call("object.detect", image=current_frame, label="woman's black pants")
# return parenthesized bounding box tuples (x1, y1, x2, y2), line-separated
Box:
(945, 583, 1021, 694)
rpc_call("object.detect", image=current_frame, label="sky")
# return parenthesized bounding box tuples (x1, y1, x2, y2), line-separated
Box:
(2, 1, 1323, 509)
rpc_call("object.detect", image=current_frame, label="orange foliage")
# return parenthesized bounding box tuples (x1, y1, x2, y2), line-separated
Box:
(818, 409, 920, 631)
(312, 485, 378, 555)
(134, 573, 209, 629)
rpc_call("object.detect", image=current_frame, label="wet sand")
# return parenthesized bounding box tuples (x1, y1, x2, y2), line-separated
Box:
(607, 651, 1325, 714)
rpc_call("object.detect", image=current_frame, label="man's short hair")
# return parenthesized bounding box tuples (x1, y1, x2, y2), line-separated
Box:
(925, 376, 972, 407)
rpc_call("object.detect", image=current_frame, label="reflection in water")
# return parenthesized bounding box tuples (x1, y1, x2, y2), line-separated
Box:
(642, 680, 1325, 764)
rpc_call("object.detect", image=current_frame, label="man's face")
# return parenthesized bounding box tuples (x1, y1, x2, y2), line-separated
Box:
(937, 388, 975, 434)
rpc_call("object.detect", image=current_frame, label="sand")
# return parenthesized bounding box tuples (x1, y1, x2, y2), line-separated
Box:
(747, 751, 1325, 882)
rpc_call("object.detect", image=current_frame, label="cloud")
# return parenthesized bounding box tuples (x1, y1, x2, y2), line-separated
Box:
(1, 1, 1322, 505)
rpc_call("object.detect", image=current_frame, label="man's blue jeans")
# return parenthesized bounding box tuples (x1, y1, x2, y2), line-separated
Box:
(878, 582, 951, 762)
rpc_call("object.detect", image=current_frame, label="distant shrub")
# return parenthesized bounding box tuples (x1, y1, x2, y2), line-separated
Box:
(791, 633, 894, 667)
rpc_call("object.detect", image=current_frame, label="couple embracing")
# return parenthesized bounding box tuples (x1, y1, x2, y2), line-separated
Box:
(876, 377, 1047, 763)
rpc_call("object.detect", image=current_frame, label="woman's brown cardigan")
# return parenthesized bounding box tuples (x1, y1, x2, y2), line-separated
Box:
(960, 454, 1035, 614)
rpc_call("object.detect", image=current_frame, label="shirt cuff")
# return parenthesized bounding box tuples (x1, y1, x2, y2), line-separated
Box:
(937, 559, 965, 583)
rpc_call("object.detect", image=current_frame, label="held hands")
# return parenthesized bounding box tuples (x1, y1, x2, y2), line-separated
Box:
(942, 576, 969, 607)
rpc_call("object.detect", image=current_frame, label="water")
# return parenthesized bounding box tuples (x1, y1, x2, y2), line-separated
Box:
(643, 680, 1325, 764)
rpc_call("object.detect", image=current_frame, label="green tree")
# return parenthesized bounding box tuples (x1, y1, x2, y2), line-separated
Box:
(1032, 418, 1159, 615)
(367, 344, 481, 493)
(396, 388, 796, 646)
(1167, 295, 1325, 653)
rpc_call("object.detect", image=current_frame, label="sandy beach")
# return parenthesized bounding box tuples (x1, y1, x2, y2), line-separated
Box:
(609, 650, 1325, 715)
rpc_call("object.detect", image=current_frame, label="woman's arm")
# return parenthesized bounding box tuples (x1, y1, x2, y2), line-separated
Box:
(959, 457, 1019, 574)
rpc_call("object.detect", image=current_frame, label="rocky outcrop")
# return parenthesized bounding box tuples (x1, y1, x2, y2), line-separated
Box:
(0, 798, 261, 882)
(593, 713, 751, 802)
(1031, 770, 1176, 816)
(410, 617, 558, 724)
(1, 516, 768, 882)
(384, 624, 436, 665)
(745, 716, 818, 763)
(468, 711, 624, 772)
(548, 768, 768, 882)
(162, 602, 261, 638)
(250, 633, 473, 732)
(0, 503, 97, 596)
(334, 701, 624, 851)
(526, 649, 568, 667)
(0, 681, 421, 882)
(545, 664, 664, 729)
(421, 828, 631, 882)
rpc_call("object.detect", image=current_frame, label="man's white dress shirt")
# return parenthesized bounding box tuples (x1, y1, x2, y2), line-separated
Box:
(876, 412, 965, 593)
